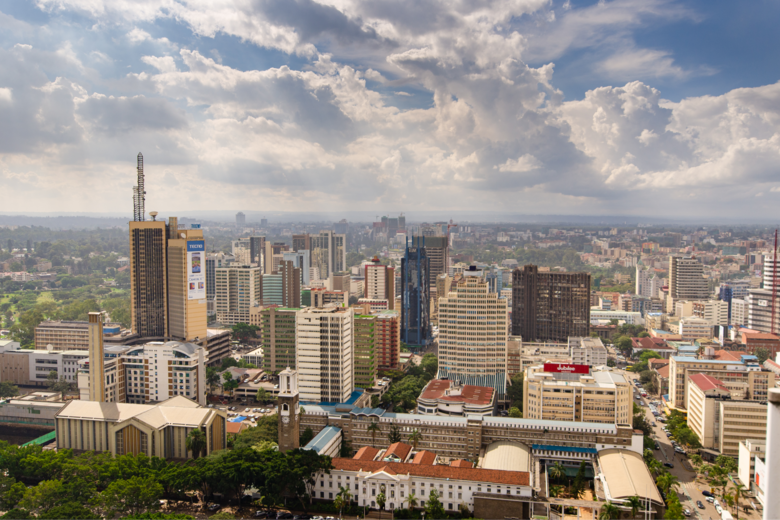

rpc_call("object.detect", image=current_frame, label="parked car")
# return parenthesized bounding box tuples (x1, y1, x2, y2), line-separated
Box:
(208, 503, 222, 512)
(706, 496, 715, 503)
(664, 462, 674, 468)
(702, 490, 714, 498)
(654, 443, 660, 450)
(254, 511, 269, 518)
(696, 501, 704, 509)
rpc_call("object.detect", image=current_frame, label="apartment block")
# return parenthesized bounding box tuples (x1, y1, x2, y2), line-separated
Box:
(312, 288, 347, 308)
(512, 265, 590, 342)
(692, 299, 729, 327)
(677, 317, 713, 340)
(296, 306, 354, 403)
(34, 320, 124, 351)
(375, 310, 401, 370)
(568, 337, 608, 366)
(523, 366, 632, 426)
(364, 257, 395, 310)
(668, 256, 709, 311)
(215, 266, 263, 326)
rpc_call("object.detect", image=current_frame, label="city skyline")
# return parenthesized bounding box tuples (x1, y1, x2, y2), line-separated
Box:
(1, 1, 780, 218)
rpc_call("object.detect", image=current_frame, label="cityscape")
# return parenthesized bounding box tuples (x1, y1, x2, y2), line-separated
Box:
(1, 2, 780, 520)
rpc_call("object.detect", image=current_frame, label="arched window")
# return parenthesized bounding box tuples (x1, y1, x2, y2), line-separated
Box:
(283, 403, 289, 411)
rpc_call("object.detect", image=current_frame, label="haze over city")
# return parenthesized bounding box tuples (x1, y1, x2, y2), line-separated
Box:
(1, 1, 780, 218)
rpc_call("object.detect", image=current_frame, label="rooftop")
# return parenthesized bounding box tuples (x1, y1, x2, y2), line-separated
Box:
(689, 373, 729, 393)
(599, 449, 663, 505)
(482, 441, 531, 472)
(303, 425, 342, 453)
(330, 458, 530, 486)
(419, 380, 495, 405)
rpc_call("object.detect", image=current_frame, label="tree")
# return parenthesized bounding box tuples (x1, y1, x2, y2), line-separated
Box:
(424, 489, 445, 520)
(18, 480, 64, 514)
(334, 485, 352, 519)
(376, 490, 386, 520)
(210, 513, 236, 520)
(233, 415, 279, 449)
(231, 323, 259, 343)
(367, 421, 381, 447)
(732, 482, 746, 519)
(93, 476, 163, 518)
(39, 502, 97, 520)
(206, 367, 220, 395)
(548, 461, 564, 483)
(598, 502, 620, 520)
(256, 387, 269, 403)
(571, 461, 587, 499)
(606, 358, 616, 367)
(714, 454, 738, 474)
(420, 353, 438, 379)
(387, 425, 402, 444)
(508, 407, 522, 418)
(185, 429, 207, 460)
(754, 347, 771, 364)
(548, 485, 564, 498)
(222, 371, 239, 395)
(408, 429, 422, 449)
(0, 381, 19, 399)
(406, 492, 417, 510)
(46, 372, 74, 400)
(656, 473, 680, 496)
(300, 427, 315, 446)
(625, 495, 643, 519)
(615, 336, 633, 358)
(0, 477, 27, 510)
(340, 439, 352, 458)
(10, 308, 43, 347)
(664, 493, 684, 519)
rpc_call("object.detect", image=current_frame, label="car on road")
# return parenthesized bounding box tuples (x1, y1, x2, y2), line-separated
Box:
(255, 511, 269, 518)
(208, 503, 222, 512)
(706, 496, 715, 503)
(654, 443, 660, 450)
(696, 501, 704, 509)
(683, 508, 692, 517)
(702, 490, 714, 497)
(663, 462, 674, 468)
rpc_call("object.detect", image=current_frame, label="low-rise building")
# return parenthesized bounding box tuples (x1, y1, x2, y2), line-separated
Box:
(417, 380, 495, 417)
(738, 439, 765, 489)
(0, 341, 88, 386)
(54, 396, 227, 458)
(34, 320, 125, 351)
(242, 347, 264, 368)
(631, 337, 676, 359)
(523, 366, 632, 426)
(568, 337, 607, 366)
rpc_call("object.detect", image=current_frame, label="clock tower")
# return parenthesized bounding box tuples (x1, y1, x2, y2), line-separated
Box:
(277, 367, 300, 453)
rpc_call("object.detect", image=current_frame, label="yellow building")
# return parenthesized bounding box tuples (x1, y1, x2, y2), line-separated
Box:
(54, 396, 226, 459)
(167, 227, 208, 342)
(523, 366, 632, 426)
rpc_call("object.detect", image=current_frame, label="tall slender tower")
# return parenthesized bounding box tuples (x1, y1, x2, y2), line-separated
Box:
(277, 367, 300, 453)
(133, 153, 145, 222)
(88, 312, 105, 402)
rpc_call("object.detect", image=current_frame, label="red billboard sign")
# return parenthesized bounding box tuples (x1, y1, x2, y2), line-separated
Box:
(543, 363, 589, 374)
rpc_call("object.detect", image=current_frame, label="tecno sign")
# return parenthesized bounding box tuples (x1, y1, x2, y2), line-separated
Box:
(544, 363, 589, 374)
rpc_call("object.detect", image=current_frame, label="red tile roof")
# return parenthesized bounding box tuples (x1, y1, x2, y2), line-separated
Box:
(689, 373, 729, 393)
(226, 422, 246, 435)
(450, 460, 474, 468)
(631, 337, 674, 351)
(713, 350, 740, 361)
(330, 458, 530, 486)
(419, 380, 494, 405)
(383, 442, 412, 462)
(742, 331, 780, 342)
(354, 446, 380, 461)
(411, 451, 437, 465)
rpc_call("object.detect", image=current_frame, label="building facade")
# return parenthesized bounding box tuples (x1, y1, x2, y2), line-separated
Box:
(375, 310, 401, 370)
(354, 315, 378, 389)
(364, 257, 395, 310)
(512, 265, 590, 342)
(251, 306, 299, 373)
(34, 320, 124, 351)
(401, 238, 430, 347)
(129, 220, 168, 338)
(215, 266, 263, 326)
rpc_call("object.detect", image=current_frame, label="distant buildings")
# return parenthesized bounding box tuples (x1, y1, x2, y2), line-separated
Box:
(511, 265, 590, 342)
(251, 306, 298, 373)
(668, 256, 708, 312)
(364, 257, 395, 310)
(236, 212, 246, 226)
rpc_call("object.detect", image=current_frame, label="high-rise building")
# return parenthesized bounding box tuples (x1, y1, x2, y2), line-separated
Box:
(311, 288, 347, 308)
(252, 306, 299, 373)
(635, 263, 654, 298)
(296, 306, 354, 403)
(264, 242, 290, 275)
(215, 266, 262, 325)
(401, 237, 430, 347)
(167, 225, 207, 342)
(292, 234, 311, 253)
(432, 273, 452, 326)
(330, 272, 351, 294)
(88, 312, 105, 402)
(310, 231, 346, 280)
(375, 310, 400, 370)
(511, 265, 590, 342)
(334, 219, 348, 235)
(129, 219, 168, 338)
(279, 260, 302, 308)
(262, 273, 284, 306)
(236, 212, 246, 226)
(410, 236, 448, 290)
(437, 268, 508, 399)
(260, 218, 268, 227)
(354, 314, 377, 389)
(364, 257, 395, 310)
(283, 250, 310, 285)
(669, 256, 708, 305)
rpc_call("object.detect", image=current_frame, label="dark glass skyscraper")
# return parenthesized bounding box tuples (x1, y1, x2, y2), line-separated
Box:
(401, 237, 430, 348)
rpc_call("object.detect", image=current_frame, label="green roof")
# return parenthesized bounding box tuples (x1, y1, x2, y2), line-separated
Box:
(22, 431, 56, 447)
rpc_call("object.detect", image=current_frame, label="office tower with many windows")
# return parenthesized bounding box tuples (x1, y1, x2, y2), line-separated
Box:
(264, 242, 290, 275)
(278, 260, 301, 308)
(354, 314, 377, 389)
(364, 257, 395, 310)
(129, 220, 169, 338)
(252, 306, 298, 373)
(296, 306, 354, 403)
(215, 266, 263, 325)
(511, 264, 590, 342)
(310, 231, 347, 280)
(167, 225, 208, 342)
(262, 273, 284, 306)
(437, 268, 508, 398)
(668, 256, 709, 310)
(375, 310, 400, 370)
(401, 237, 430, 347)
(283, 250, 310, 285)
(236, 212, 246, 226)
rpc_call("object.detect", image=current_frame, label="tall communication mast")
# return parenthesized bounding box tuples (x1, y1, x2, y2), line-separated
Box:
(772, 230, 778, 334)
(132, 152, 145, 221)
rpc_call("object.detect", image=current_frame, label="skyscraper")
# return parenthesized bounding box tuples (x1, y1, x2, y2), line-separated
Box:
(310, 231, 346, 280)
(283, 250, 310, 285)
(354, 314, 377, 389)
(437, 267, 508, 398)
(88, 312, 105, 402)
(668, 256, 708, 301)
(364, 257, 395, 309)
(236, 212, 246, 226)
(401, 237, 430, 347)
(279, 260, 301, 308)
(167, 223, 207, 342)
(215, 266, 263, 325)
(511, 264, 590, 342)
(129, 219, 168, 338)
(255, 306, 299, 373)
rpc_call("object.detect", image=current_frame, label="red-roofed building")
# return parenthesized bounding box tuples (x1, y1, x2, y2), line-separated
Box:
(450, 459, 474, 468)
(411, 450, 437, 465)
(381, 442, 412, 463)
(741, 331, 780, 358)
(631, 337, 676, 359)
(226, 421, 248, 438)
(763, 358, 780, 376)
(417, 379, 495, 416)
(313, 457, 532, 513)
(713, 350, 741, 362)
(353, 446, 380, 461)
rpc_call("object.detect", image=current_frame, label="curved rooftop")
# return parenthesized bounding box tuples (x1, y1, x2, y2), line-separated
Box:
(598, 449, 663, 505)
(482, 441, 531, 472)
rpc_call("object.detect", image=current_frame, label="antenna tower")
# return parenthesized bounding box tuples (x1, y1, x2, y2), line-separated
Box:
(133, 153, 146, 221)
(772, 230, 778, 334)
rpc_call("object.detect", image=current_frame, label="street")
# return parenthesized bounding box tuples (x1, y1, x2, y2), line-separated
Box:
(621, 370, 761, 520)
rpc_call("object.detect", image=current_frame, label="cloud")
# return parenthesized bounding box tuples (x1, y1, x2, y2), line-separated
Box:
(495, 154, 542, 172)
(0, 87, 11, 102)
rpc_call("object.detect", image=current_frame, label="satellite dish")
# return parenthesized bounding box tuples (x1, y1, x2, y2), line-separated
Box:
(149, 211, 158, 221)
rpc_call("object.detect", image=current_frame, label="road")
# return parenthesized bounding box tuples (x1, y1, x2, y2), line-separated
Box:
(620, 369, 761, 520)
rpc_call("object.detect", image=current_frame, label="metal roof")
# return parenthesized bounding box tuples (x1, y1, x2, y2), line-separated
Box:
(303, 425, 341, 453)
(532, 444, 598, 454)
(483, 441, 531, 472)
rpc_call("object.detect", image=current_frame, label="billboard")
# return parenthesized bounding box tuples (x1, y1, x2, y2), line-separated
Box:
(187, 240, 206, 300)
(543, 363, 589, 374)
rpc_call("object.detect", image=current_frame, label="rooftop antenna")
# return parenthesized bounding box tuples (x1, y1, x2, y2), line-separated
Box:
(133, 153, 146, 221)
(149, 211, 158, 222)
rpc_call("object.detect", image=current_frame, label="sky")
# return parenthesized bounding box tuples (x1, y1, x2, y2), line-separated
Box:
(1, 0, 780, 219)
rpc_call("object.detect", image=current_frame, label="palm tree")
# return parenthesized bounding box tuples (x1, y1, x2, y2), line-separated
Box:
(732, 482, 745, 519)
(408, 429, 422, 449)
(548, 461, 565, 484)
(599, 502, 620, 520)
(367, 421, 381, 447)
(656, 473, 680, 496)
(406, 492, 417, 511)
(549, 485, 564, 498)
(185, 429, 207, 459)
(334, 485, 352, 519)
(625, 495, 642, 518)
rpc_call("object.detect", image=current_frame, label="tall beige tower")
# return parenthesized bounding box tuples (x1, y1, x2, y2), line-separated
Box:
(88, 312, 105, 402)
(167, 223, 208, 342)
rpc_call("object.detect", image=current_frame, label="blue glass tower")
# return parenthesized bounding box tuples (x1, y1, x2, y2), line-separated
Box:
(401, 237, 430, 348)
